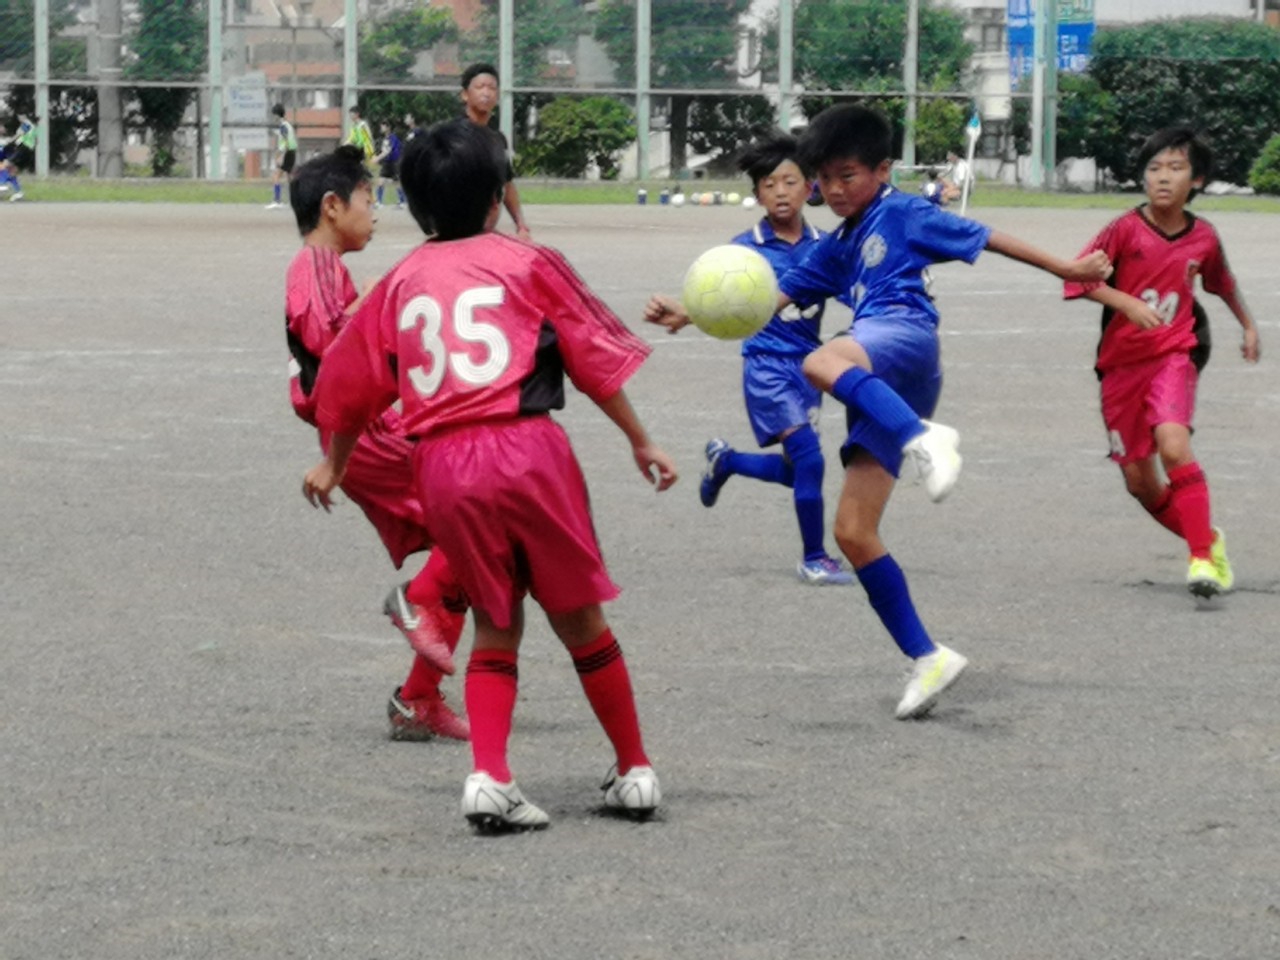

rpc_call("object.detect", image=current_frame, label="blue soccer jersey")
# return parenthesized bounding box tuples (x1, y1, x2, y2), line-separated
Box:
(779, 185, 990, 326)
(734, 218, 826, 358)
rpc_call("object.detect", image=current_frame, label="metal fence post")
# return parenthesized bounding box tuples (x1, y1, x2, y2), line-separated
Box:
(35, 0, 49, 176)
(209, 0, 224, 180)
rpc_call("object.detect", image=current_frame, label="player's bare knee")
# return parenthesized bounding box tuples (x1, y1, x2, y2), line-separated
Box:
(833, 524, 878, 569)
(802, 348, 838, 390)
(548, 605, 608, 649)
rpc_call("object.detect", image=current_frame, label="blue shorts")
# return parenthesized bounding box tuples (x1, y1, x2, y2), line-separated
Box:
(839, 312, 942, 475)
(742, 351, 821, 447)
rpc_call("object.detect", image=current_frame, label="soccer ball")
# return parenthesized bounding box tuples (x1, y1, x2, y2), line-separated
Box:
(726, 191, 742, 205)
(741, 196, 758, 209)
(682, 244, 779, 340)
(670, 193, 686, 207)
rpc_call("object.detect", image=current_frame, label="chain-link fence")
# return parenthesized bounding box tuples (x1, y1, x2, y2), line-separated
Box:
(1, 1, 1278, 186)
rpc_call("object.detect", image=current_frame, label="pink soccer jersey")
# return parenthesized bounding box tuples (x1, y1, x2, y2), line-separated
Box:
(313, 233, 651, 438)
(1064, 208, 1236, 373)
(285, 245, 359, 424)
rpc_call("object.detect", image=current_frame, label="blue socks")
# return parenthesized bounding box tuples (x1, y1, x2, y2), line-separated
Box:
(855, 554, 936, 659)
(273, 182, 281, 203)
(782, 427, 827, 561)
(830, 368, 924, 450)
(377, 184, 385, 204)
(716, 426, 828, 561)
(723, 450, 791, 486)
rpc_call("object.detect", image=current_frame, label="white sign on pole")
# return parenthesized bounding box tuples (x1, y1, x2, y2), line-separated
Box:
(227, 72, 270, 150)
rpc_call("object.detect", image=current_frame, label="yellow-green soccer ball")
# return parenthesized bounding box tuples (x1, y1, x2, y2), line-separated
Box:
(682, 244, 779, 340)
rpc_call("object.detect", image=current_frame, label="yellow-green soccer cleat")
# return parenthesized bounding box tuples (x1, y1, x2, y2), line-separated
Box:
(1186, 556, 1229, 600)
(896, 644, 969, 719)
(1210, 526, 1235, 593)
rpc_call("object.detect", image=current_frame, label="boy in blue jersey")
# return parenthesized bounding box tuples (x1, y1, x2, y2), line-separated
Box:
(373, 120, 405, 209)
(651, 105, 1112, 720)
(646, 132, 852, 586)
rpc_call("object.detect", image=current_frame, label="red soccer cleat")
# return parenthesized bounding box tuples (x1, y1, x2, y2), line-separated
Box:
(383, 583, 459, 675)
(387, 686, 470, 742)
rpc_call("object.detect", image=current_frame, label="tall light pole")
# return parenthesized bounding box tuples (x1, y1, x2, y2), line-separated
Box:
(98, 0, 123, 177)
(208, 0, 223, 179)
(35, 0, 49, 176)
(903, 0, 919, 167)
(1029, 0, 1046, 188)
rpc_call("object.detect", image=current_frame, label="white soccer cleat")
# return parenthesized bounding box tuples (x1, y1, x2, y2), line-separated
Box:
(902, 420, 962, 502)
(601, 764, 661, 819)
(461, 773, 549, 833)
(896, 644, 969, 719)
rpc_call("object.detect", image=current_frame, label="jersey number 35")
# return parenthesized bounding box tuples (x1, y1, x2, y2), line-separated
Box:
(398, 287, 512, 397)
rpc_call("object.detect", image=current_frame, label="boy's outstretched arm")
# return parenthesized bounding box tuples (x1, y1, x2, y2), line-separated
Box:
(643, 290, 794, 334)
(986, 230, 1113, 282)
(596, 388, 678, 491)
(1219, 288, 1261, 362)
(302, 431, 360, 512)
(643, 294, 691, 334)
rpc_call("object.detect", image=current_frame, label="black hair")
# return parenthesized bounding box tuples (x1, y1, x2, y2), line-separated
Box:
(461, 62, 498, 90)
(797, 104, 894, 174)
(288, 145, 370, 236)
(400, 118, 505, 240)
(1137, 126, 1212, 200)
(271, 103, 285, 119)
(737, 131, 805, 189)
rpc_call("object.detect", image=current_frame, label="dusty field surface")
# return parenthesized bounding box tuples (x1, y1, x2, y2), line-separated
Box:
(3, 200, 1279, 960)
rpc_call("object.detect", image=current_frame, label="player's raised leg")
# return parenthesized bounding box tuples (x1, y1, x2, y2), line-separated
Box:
(834, 454, 967, 718)
(803, 337, 961, 502)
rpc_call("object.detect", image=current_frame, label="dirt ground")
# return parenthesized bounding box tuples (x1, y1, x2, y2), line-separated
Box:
(2, 200, 1278, 960)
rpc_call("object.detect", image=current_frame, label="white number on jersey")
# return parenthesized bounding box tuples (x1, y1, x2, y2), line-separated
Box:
(1140, 288, 1179, 326)
(778, 301, 821, 322)
(398, 287, 512, 398)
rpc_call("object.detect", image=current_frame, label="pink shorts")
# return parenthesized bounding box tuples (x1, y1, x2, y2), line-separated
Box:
(322, 409, 430, 569)
(1099, 352, 1198, 465)
(413, 416, 620, 629)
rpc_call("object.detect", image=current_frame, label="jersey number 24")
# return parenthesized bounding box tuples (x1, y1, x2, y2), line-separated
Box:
(1140, 288, 1179, 326)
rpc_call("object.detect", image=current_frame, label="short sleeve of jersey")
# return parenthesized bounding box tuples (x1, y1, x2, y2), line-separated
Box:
(286, 247, 358, 357)
(1197, 223, 1236, 299)
(1064, 216, 1125, 300)
(905, 202, 990, 264)
(777, 232, 845, 308)
(312, 277, 401, 436)
(525, 246, 651, 402)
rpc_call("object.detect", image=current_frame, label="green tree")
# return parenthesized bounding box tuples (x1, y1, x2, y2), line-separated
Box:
(687, 95, 775, 174)
(1087, 17, 1280, 185)
(913, 95, 966, 165)
(594, 0, 751, 175)
(461, 0, 587, 86)
(358, 5, 459, 131)
(520, 96, 635, 178)
(1248, 133, 1280, 196)
(126, 0, 206, 177)
(770, 0, 970, 116)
